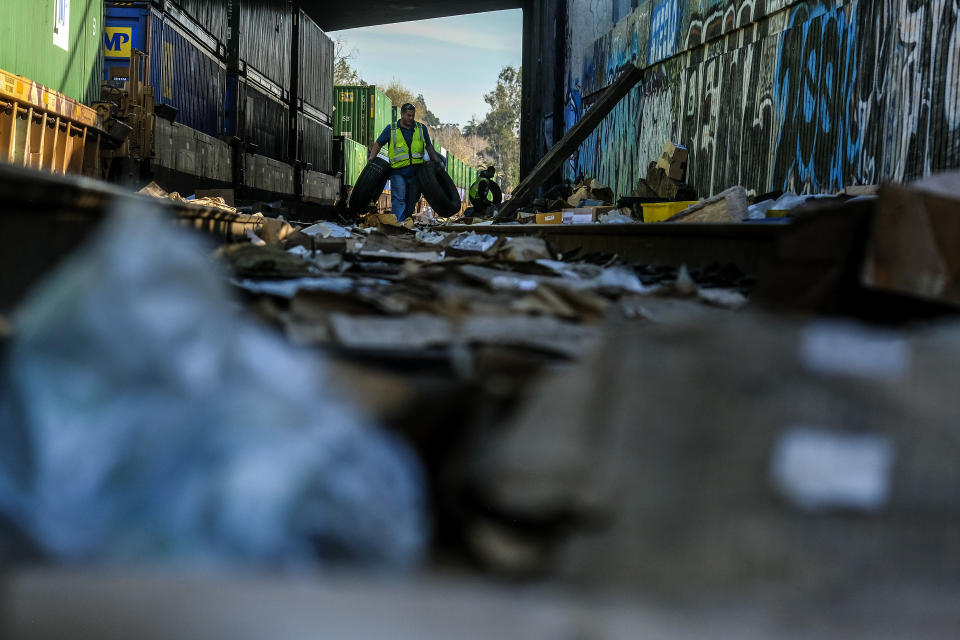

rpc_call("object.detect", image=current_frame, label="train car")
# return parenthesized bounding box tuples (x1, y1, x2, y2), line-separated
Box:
(333, 85, 392, 148)
(103, 2, 226, 138)
(0, 0, 104, 105)
(298, 110, 333, 173)
(337, 135, 368, 188)
(228, 0, 291, 93)
(293, 5, 335, 200)
(296, 10, 333, 123)
(226, 74, 289, 161)
(3, 1, 401, 209)
(174, 0, 229, 46)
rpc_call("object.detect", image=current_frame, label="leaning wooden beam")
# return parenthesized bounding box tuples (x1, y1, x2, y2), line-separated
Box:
(498, 64, 645, 221)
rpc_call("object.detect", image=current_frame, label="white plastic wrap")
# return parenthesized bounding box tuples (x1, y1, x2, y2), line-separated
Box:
(1, 204, 427, 568)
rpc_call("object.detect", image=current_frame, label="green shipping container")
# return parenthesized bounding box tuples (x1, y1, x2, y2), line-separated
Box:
(343, 135, 368, 187)
(0, 0, 103, 104)
(333, 85, 393, 149)
(447, 154, 459, 188)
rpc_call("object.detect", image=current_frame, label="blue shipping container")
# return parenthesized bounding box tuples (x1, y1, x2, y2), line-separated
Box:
(104, 3, 225, 138)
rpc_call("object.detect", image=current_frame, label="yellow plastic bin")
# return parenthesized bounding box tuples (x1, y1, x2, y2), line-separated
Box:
(641, 201, 699, 222)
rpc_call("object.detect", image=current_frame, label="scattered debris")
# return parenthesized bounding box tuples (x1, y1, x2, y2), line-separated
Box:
(496, 237, 552, 262)
(138, 181, 297, 243)
(656, 141, 689, 181)
(1, 203, 428, 567)
(566, 178, 615, 207)
(667, 186, 748, 223)
(463, 312, 960, 592)
(447, 232, 500, 255)
(643, 160, 698, 201)
(301, 221, 353, 239)
(862, 172, 960, 306)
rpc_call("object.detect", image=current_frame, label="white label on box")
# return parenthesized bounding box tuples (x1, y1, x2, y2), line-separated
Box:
(562, 208, 594, 224)
(770, 426, 895, 512)
(53, 0, 70, 51)
(800, 321, 909, 378)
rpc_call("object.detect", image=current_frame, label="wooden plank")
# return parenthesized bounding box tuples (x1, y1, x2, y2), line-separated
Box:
(498, 65, 645, 220)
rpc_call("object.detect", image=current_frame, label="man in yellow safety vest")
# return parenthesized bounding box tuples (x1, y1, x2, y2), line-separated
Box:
(469, 165, 498, 216)
(368, 102, 445, 221)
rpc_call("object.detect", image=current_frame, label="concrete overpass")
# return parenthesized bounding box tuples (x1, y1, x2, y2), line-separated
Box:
(304, 0, 523, 31)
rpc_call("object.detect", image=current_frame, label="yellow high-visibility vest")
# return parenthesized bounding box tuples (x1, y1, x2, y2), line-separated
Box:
(470, 177, 494, 201)
(388, 123, 426, 168)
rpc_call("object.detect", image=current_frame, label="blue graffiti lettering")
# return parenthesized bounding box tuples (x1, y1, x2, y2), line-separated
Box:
(649, 0, 680, 63)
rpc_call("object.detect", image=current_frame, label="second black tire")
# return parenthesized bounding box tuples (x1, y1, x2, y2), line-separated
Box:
(417, 164, 462, 217)
(348, 157, 391, 215)
(488, 181, 503, 206)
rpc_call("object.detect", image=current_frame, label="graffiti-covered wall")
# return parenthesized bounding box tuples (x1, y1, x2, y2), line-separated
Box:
(558, 0, 960, 198)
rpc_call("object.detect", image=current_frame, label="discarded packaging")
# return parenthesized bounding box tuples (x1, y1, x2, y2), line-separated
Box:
(655, 142, 689, 181)
(0, 204, 428, 567)
(667, 186, 748, 223)
(862, 173, 960, 306)
(535, 212, 562, 224)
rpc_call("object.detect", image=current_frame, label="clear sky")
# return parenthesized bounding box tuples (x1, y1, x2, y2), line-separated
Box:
(330, 9, 523, 129)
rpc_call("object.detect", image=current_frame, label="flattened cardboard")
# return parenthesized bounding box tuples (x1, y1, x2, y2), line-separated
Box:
(862, 180, 960, 305)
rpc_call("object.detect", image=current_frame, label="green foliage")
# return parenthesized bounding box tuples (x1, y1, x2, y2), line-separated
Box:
(416, 94, 442, 128)
(333, 37, 365, 85)
(383, 81, 429, 124)
(475, 66, 522, 191)
(433, 125, 490, 170)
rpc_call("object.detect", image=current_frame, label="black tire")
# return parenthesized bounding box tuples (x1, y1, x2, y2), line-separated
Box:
(488, 181, 503, 206)
(417, 164, 461, 216)
(348, 157, 391, 215)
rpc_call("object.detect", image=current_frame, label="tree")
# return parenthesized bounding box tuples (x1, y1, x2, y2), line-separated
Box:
(333, 37, 364, 85)
(476, 66, 522, 191)
(433, 125, 490, 169)
(462, 132, 492, 169)
(416, 94, 442, 128)
(383, 81, 426, 123)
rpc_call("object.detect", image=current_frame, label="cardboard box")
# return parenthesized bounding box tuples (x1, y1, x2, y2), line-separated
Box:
(656, 142, 689, 181)
(862, 178, 960, 305)
(535, 212, 563, 224)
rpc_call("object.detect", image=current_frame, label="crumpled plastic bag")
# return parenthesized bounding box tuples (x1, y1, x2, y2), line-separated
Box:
(0, 203, 428, 568)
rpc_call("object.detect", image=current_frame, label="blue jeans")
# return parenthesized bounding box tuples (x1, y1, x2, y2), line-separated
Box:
(390, 171, 421, 222)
